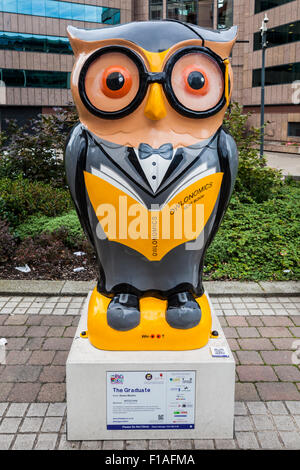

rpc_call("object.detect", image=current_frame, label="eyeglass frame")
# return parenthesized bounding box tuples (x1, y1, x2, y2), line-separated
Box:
(78, 45, 230, 120)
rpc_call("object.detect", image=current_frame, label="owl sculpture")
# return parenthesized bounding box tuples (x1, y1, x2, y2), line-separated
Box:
(65, 20, 238, 351)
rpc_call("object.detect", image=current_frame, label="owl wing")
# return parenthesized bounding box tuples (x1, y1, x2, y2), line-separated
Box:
(209, 126, 238, 237)
(64, 123, 95, 248)
(218, 126, 239, 203)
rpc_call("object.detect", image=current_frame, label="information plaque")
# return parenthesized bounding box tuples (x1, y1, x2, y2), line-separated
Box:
(107, 371, 195, 430)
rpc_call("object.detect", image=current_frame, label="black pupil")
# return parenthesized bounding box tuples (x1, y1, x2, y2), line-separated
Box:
(106, 72, 125, 91)
(187, 71, 205, 90)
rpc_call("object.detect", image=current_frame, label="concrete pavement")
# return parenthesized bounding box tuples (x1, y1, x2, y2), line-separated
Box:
(265, 151, 300, 179)
(0, 279, 299, 296)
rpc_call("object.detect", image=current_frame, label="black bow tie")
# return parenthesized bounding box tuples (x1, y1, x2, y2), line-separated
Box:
(138, 143, 173, 160)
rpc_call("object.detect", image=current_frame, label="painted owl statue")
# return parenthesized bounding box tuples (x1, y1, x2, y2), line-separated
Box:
(65, 21, 238, 351)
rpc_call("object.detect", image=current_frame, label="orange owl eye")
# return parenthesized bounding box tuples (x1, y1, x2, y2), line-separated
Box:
(183, 65, 209, 95)
(101, 66, 132, 98)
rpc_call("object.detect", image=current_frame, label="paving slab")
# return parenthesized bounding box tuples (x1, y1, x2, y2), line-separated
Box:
(204, 281, 264, 295)
(60, 280, 96, 295)
(259, 282, 300, 295)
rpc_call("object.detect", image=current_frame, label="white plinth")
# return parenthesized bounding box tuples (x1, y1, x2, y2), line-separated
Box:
(66, 292, 235, 441)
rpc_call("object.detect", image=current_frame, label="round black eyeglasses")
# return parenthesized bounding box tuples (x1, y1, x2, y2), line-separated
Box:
(78, 45, 230, 120)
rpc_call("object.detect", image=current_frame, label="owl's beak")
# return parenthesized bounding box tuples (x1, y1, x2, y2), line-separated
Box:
(144, 83, 167, 121)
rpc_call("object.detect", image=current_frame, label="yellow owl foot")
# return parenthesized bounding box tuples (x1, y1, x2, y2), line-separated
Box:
(86, 287, 212, 351)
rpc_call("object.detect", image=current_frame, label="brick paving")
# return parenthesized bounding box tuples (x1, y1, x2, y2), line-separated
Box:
(0, 400, 300, 450)
(0, 295, 299, 317)
(0, 294, 299, 450)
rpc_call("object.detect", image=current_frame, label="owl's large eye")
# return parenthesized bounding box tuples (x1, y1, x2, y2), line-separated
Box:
(183, 66, 209, 96)
(170, 52, 224, 112)
(101, 66, 132, 98)
(83, 52, 140, 113)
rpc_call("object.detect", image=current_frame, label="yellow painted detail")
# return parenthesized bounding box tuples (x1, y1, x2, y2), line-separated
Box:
(144, 83, 167, 121)
(139, 48, 169, 121)
(87, 287, 212, 351)
(223, 58, 230, 106)
(141, 48, 170, 73)
(84, 171, 223, 261)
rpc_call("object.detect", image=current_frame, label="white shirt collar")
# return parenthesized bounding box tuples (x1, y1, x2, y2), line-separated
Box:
(134, 148, 176, 193)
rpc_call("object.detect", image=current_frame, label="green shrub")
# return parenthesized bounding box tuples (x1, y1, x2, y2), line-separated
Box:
(0, 107, 78, 187)
(0, 176, 73, 226)
(15, 210, 84, 246)
(0, 219, 16, 263)
(205, 180, 300, 280)
(224, 102, 282, 203)
(14, 230, 73, 268)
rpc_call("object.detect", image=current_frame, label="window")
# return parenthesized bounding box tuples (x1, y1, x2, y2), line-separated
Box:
(254, 20, 300, 50)
(32, 0, 45, 16)
(252, 62, 300, 87)
(198, 0, 214, 28)
(45, 0, 59, 18)
(149, 0, 163, 20)
(101, 8, 120, 24)
(0, 68, 70, 88)
(255, 0, 296, 14)
(166, 1, 197, 24)
(17, 0, 32, 15)
(288, 122, 300, 137)
(0, 31, 72, 54)
(71, 3, 82, 21)
(84, 4, 97, 23)
(0, 0, 120, 24)
(217, 0, 233, 29)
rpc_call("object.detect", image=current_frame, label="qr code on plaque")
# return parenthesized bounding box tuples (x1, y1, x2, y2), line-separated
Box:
(158, 414, 164, 420)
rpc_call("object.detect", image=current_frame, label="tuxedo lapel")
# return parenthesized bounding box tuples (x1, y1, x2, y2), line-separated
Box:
(88, 131, 153, 194)
(156, 134, 218, 195)
(156, 146, 203, 194)
(126, 147, 152, 190)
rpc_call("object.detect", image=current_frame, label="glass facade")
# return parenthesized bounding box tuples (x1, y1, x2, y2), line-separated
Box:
(252, 62, 300, 87)
(253, 21, 300, 51)
(0, 0, 120, 24)
(0, 31, 72, 54)
(149, 0, 163, 20)
(0, 68, 70, 88)
(217, 0, 233, 29)
(255, 0, 296, 14)
(166, 1, 197, 24)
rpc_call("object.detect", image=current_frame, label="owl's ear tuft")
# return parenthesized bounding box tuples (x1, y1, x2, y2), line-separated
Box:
(67, 26, 88, 56)
(219, 26, 238, 57)
(218, 25, 238, 43)
(204, 26, 238, 59)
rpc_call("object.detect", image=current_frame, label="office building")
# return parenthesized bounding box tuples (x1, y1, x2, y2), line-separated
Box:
(1, 0, 299, 152)
(214, 0, 300, 152)
(0, 0, 129, 127)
